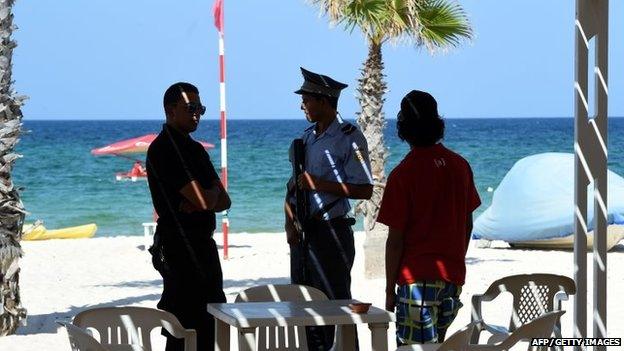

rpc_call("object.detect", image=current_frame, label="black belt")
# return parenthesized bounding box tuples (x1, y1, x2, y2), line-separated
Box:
(308, 198, 343, 220)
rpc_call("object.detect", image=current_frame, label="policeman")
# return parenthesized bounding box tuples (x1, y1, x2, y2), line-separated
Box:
(284, 67, 373, 350)
(147, 82, 231, 351)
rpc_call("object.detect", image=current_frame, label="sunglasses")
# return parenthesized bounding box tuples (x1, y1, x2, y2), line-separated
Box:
(181, 102, 206, 116)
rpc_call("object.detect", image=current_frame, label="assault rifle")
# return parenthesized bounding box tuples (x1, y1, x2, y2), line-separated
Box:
(291, 138, 309, 282)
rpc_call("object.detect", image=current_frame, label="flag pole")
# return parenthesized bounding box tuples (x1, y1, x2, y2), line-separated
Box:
(213, 0, 229, 259)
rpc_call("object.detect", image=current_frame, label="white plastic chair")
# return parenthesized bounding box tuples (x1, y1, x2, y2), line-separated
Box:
(467, 311, 565, 351)
(396, 321, 480, 351)
(58, 321, 144, 351)
(72, 306, 196, 351)
(142, 222, 156, 251)
(235, 284, 329, 350)
(470, 274, 575, 345)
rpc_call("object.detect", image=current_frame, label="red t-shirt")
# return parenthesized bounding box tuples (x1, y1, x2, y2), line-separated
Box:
(377, 144, 481, 285)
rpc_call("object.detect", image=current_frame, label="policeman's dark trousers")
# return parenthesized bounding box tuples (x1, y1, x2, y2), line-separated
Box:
(157, 238, 226, 351)
(290, 218, 358, 350)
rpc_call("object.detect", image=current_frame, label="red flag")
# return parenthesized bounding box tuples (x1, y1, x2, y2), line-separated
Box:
(213, 0, 224, 32)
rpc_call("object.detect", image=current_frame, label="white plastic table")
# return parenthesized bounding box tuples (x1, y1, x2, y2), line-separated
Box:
(207, 299, 394, 351)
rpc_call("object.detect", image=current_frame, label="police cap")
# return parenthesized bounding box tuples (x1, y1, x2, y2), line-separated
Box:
(294, 67, 348, 98)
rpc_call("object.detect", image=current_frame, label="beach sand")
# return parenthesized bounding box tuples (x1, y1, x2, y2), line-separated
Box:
(1, 232, 622, 351)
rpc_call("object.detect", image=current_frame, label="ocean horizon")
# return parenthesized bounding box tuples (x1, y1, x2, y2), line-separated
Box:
(13, 118, 624, 236)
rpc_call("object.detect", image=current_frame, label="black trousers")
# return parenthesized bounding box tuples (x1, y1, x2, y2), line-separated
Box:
(157, 236, 226, 351)
(290, 218, 357, 350)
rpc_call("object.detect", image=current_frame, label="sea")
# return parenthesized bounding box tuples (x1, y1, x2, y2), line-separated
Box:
(12, 118, 624, 237)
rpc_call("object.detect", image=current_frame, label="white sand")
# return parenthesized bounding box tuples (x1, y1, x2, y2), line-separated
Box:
(0, 233, 622, 351)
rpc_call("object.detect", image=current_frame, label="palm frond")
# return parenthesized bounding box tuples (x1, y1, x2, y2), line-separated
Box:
(379, 0, 420, 44)
(415, 0, 473, 52)
(307, 0, 350, 24)
(341, 0, 393, 38)
(307, 0, 472, 50)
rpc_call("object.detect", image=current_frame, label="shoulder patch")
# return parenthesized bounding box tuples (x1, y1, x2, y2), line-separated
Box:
(341, 123, 357, 135)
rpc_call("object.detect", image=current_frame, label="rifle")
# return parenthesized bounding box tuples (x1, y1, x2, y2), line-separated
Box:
(291, 138, 309, 282)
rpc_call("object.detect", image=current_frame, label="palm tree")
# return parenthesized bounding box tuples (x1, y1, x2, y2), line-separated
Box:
(308, 0, 472, 277)
(0, 0, 28, 335)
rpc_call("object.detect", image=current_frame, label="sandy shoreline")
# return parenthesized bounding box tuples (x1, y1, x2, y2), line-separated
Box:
(0, 232, 622, 350)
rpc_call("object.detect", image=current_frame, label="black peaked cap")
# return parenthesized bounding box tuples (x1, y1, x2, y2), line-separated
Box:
(294, 67, 348, 98)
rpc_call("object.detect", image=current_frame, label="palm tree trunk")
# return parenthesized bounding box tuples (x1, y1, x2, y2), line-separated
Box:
(0, 0, 27, 336)
(355, 42, 388, 278)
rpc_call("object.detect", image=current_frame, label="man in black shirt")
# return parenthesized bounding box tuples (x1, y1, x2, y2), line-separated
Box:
(146, 82, 231, 351)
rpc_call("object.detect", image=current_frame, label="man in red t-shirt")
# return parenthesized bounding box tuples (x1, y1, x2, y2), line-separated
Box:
(377, 90, 481, 345)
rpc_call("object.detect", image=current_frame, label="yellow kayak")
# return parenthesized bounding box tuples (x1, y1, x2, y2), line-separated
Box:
(22, 223, 97, 241)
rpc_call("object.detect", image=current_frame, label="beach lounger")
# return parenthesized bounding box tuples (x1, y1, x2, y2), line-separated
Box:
(235, 284, 328, 350)
(72, 306, 196, 351)
(395, 321, 480, 351)
(57, 321, 144, 350)
(470, 274, 575, 348)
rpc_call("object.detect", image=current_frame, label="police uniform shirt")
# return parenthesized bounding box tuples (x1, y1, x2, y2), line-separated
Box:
(146, 124, 219, 236)
(299, 118, 373, 220)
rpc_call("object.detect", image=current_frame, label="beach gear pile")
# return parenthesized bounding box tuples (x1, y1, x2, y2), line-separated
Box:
(473, 153, 624, 242)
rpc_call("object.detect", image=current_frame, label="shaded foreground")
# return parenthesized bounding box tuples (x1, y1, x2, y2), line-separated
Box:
(0, 233, 622, 350)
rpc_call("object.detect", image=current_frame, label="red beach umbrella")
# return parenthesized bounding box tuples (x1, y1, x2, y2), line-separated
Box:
(91, 134, 214, 156)
(91, 134, 215, 181)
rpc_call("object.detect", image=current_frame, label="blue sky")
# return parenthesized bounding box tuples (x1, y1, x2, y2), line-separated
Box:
(13, 0, 624, 120)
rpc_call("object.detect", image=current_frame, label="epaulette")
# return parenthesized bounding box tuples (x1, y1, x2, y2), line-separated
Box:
(341, 122, 357, 135)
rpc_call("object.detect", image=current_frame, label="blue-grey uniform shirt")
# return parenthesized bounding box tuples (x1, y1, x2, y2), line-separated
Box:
(289, 117, 373, 220)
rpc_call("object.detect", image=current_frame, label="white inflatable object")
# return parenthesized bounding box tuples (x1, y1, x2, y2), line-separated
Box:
(473, 153, 624, 242)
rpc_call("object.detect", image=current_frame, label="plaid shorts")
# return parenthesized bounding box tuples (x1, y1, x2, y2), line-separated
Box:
(395, 280, 463, 345)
